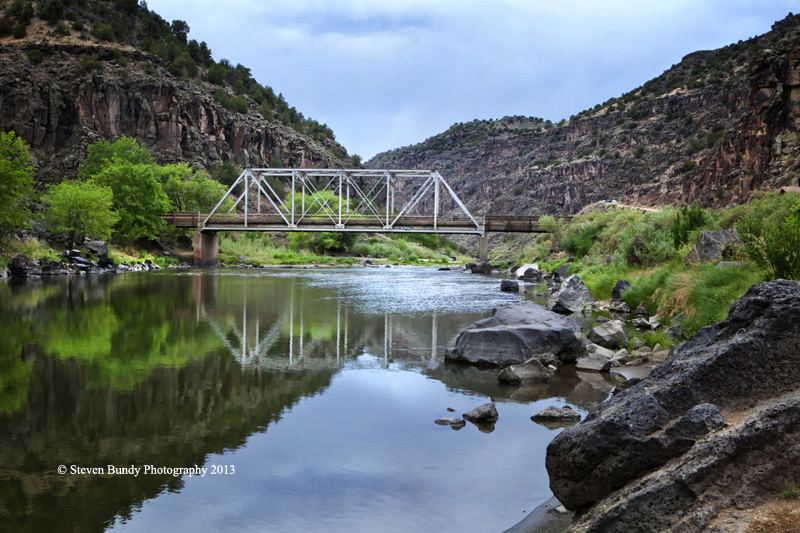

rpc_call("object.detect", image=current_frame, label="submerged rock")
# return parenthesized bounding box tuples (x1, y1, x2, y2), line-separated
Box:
(547, 275, 595, 314)
(434, 417, 466, 429)
(531, 405, 582, 422)
(498, 358, 553, 383)
(546, 280, 800, 531)
(445, 302, 586, 367)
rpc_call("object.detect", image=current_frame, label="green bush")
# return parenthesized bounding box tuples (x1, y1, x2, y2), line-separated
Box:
(12, 22, 26, 39)
(671, 203, 712, 247)
(27, 49, 43, 64)
(736, 192, 800, 279)
(679, 160, 697, 173)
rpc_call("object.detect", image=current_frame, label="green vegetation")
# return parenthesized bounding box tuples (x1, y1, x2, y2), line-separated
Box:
(0, 131, 34, 235)
(43, 180, 119, 251)
(514, 193, 800, 335)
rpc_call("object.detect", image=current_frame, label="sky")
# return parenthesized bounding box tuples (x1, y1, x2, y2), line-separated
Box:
(145, 0, 797, 160)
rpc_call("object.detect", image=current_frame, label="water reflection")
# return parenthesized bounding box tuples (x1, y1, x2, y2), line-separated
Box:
(0, 268, 618, 532)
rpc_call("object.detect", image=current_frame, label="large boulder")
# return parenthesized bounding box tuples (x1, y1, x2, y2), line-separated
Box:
(445, 302, 586, 367)
(546, 280, 800, 529)
(465, 260, 492, 274)
(516, 263, 542, 281)
(587, 320, 628, 349)
(9, 255, 41, 278)
(463, 403, 498, 423)
(611, 279, 632, 301)
(500, 279, 519, 292)
(84, 240, 108, 257)
(547, 275, 595, 314)
(684, 229, 742, 264)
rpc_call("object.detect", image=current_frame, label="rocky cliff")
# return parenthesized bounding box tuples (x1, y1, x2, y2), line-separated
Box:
(0, 11, 350, 183)
(369, 14, 800, 215)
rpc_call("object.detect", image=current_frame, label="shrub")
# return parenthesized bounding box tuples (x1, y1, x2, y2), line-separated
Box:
(671, 203, 712, 247)
(679, 160, 697, 173)
(78, 53, 103, 74)
(27, 49, 43, 64)
(736, 193, 800, 279)
(12, 22, 26, 39)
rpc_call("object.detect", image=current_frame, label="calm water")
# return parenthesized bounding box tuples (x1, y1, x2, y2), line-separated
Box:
(0, 267, 618, 532)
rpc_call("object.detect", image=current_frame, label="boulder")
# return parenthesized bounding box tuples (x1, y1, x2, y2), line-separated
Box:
(98, 255, 116, 268)
(515, 263, 539, 278)
(608, 299, 631, 313)
(465, 260, 492, 274)
(684, 229, 742, 264)
(498, 358, 553, 383)
(666, 324, 687, 342)
(444, 302, 586, 367)
(547, 275, 595, 314)
(40, 260, 70, 276)
(587, 320, 628, 349)
(84, 240, 108, 257)
(546, 280, 800, 528)
(575, 352, 612, 372)
(531, 405, 582, 422)
(500, 279, 519, 292)
(554, 263, 571, 279)
(463, 403, 499, 423)
(9, 255, 41, 278)
(611, 279, 631, 301)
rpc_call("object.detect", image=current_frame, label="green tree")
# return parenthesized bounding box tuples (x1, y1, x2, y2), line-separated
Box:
(158, 163, 228, 211)
(44, 180, 119, 250)
(0, 131, 34, 234)
(78, 137, 154, 180)
(90, 162, 172, 241)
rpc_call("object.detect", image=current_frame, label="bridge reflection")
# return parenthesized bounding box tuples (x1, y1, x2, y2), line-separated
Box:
(193, 272, 443, 371)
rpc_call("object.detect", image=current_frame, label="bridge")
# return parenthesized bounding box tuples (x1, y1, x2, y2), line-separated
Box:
(164, 168, 557, 266)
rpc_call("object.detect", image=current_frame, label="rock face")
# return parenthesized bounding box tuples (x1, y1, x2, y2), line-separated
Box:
(445, 302, 586, 367)
(0, 43, 349, 182)
(546, 280, 800, 531)
(547, 275, 595, 314)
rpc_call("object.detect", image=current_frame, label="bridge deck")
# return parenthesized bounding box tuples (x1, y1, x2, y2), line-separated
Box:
(163, 212, 557, 234)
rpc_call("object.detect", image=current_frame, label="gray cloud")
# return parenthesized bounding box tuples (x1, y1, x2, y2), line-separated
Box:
(145, 0, 797, 159)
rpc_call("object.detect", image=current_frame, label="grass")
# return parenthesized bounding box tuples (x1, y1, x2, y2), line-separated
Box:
(778, 481, 800, 501)
(0, 236, 61, 267)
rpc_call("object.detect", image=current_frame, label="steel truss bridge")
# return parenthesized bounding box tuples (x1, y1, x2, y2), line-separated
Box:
(163, 168, 557, 265)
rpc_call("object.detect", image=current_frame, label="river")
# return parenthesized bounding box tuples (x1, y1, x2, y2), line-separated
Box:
(0, 267, 618, 532)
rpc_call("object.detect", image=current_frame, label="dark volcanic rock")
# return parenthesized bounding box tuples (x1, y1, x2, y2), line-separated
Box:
(463, 403, 498, 423)
(547, 275, 595, 314)
(531, 405, 582, 422)
(84, 240, 108, 257)
(9, 255, 41, 278)
(685, 229, 742, 264)
(500, 279, 519, 292)
(546, 280, 800, 521)
(611, 279, 632, 301)
(465, 260, 493, 274)
(444, 302, 586, 367)
(587, 320, 628, 349)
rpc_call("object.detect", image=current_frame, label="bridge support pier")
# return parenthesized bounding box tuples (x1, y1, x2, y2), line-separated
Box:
(478, 233, 489, 261)
(193, 231, 219, 267)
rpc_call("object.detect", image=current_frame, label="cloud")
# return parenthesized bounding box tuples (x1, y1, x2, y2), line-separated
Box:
(145, 0, 797, 159)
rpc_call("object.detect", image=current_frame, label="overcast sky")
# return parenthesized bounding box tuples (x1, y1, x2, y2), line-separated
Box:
(145, 0, 796, 160)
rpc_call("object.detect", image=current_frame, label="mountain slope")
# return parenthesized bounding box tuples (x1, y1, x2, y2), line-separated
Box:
(0, 0, 351, 182)
(368, 14, 800, 215)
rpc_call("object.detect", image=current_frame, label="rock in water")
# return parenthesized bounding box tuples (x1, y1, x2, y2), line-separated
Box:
(546, 280, 800, 530)
(547, 275, 595, 314)
(531, 405, 582, 421)
(444, 302, 586, 367)
(500, 279, 520, 292)
(463, 403, 499, 423)
(434, 417, 466, 429)
(587, 320, 628, 349)
(465, 260, 492, 274)
(9, 255, 42, 278)
(498, 358, 553, 383)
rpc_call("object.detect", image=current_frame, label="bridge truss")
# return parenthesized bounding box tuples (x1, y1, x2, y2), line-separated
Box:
(200, 168, 483, 235)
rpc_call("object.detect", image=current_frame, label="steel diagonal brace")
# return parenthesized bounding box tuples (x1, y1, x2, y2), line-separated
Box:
(390, 175, 434, 227)
(204, 169, 248, 226)
(344, 176, 387, 223)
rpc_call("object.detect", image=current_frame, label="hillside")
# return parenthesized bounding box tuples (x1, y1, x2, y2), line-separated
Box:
(0, 0, 352, 183)
(368, 14, 800, 215)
